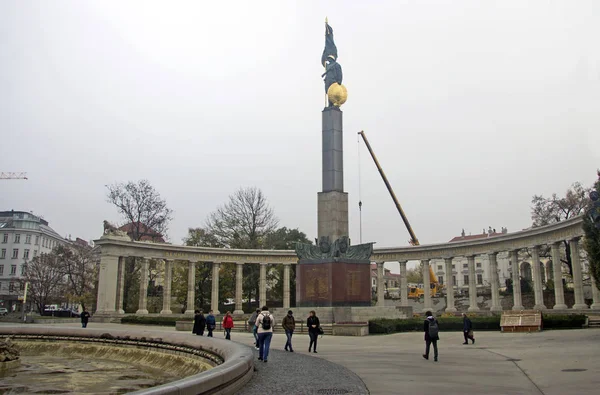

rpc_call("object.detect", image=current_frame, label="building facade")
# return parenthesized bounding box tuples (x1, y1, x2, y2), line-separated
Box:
(0, 210, 64, 312)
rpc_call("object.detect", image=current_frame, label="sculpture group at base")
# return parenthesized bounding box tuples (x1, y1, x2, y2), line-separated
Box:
(295, 236, 373, 262)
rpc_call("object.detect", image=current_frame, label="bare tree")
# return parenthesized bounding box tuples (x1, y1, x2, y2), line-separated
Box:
(531, 182, 592, 276)
(54, 243, 99, 311)
(21, 253, 65, 314)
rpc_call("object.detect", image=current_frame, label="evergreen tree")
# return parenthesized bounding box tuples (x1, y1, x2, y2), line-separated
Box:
(583, 171, 600, 291)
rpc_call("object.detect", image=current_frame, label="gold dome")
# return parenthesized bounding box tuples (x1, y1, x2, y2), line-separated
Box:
(327, 83, 348, 107)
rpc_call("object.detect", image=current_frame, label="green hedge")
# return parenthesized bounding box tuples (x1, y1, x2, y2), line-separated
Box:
(121, 315, 182, 326)
(369, 314, 587, 334)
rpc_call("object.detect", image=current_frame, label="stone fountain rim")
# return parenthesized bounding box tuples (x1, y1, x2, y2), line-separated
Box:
(0, 326, 253, 395)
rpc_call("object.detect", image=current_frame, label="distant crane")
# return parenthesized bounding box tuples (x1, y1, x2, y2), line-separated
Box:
(0, 172, 28, 180)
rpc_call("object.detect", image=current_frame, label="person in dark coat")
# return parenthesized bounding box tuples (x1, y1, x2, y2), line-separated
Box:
(80, 308, 90, 328)
(462, 313, 475, 344)
(206, 310, 216, 337)
(307, 310, 320, 353)
(282, 310, 296, 352)
(423, 311, 439, 362)
(192, 310, 206, 336)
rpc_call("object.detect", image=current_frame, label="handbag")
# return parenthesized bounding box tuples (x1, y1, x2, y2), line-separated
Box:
(468, 330, 473, 337)
(318, 326, 324, 336)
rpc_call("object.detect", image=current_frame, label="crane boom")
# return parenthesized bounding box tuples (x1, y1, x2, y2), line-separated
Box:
(357, 131, 419, 246)
(0, 172, 28, 180)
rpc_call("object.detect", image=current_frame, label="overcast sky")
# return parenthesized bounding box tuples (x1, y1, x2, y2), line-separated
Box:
(2, 2, 599, 256)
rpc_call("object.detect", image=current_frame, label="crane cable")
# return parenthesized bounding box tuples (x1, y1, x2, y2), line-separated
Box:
(357, 133, 363, 243)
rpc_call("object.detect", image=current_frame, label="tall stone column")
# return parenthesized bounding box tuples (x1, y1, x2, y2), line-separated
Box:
(211, 262, 221, 314)
(283, 263, 291, 309)
(96, 254, 120, 315)
(591, 276, 600, 310)
(399, 261, 408, 307)
(511, 250, 524, 310)
(116, 256, 126, 314)
(422, 259, 432, 312)
(259, 263, 267, 307)
(489, 252, 502, 312)
(136, 258, 150, 315)
(570, 238, 588, 309)
(185, 260, 196, 315)
(444, 257, 456, 312)
(551, 242, 568, 309)
(160, 259, 173, 314)
(376, 261, 385, 307)
(234, 262, 244, 314)
(530, 246, 546, 310)
(467, 255, 479, 311)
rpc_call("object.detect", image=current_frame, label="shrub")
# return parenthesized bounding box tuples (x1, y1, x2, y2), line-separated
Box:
(121, 315, 181, 327)
(542, 314, 586, 329)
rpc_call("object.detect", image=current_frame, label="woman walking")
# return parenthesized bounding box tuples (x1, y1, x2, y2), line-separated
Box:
(192, 310, 206, 336)
(462, 313, 475, 344)
(307, 310, 320, 353)
(222, 311, 234, 340)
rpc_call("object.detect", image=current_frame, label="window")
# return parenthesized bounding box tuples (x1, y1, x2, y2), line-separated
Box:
(1, 249, 5, 259)
(464, 275, 469, 284)
(33, 250, 38, 257)
(463, 264, 468, 269)
(21, 264, 26, 275)
(12, 249, 18, 259)
(477, 274, 483, 285)
(452, 276, 456, 286)
(2, 233, 7, 243)
(452, 264, 455, 269)
(9, 282, 15, 292)
(25, 234, 31, 244)
(24, 249, 30, 259)
(437, 265, 443, 271)
(10, 264, 17, 275)
(14, 234, 20, 243)
(439, 276, 444, 285)
(0, 265, 3, 275)
(476, 262, 481, 268)
(35, 235, 39, 245)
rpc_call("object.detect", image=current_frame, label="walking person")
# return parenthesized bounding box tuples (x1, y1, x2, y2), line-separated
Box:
(255, 306, 273, 363)
(282, 310, 295, 352)
(206, 310, 216, 338)
(80, 308, 90, 328)
(248, 308, 260, 350)
(192, 310, 206, 336)
(307, 310, 320, 353)
(222, 311, 234, 340)
(462, 313, 475, 344)
(423, 311, 439, 362)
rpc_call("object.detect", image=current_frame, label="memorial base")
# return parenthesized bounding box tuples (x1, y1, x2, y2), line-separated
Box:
(296, 259, 371, 307)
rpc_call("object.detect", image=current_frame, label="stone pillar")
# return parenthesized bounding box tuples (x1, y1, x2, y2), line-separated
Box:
(591, 275, 600, 310)
(160, 259, 173, 314)
(444, 257, 456, 312)
(259, 263, 267, 307)
(399, 261, 408, 307)
(551, 242, 568, 309)
(136, 258, 150, 315)
(530, 246, 546, 310)
(116, 256, 126, 314)
(211, 262, 220, 314)
(422, 259, 432, 312)
(185, 261, 196, 315)
(511, 250, 524, 310)
(234, 262, 244, 314)
(283, 263, 291, 309)
(376, 261, 385, 307)
(96, 254, 119, 315)
(570, 238, 588, 309)
(467, 255, 479, 311)
(489, 252, 502, 312)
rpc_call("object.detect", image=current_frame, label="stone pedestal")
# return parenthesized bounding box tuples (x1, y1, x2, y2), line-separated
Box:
(296, 259, 371, 307)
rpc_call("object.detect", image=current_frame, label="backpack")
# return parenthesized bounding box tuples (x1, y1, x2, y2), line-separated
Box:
(261, 313, 272, 330)
(428, 319, 439, 338)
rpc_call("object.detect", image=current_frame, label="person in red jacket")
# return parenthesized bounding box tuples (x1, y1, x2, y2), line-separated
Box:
(222, 311, 234, 340)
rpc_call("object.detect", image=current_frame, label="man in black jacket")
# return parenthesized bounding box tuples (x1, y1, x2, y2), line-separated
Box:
(423, 311, 439, 362)
(462, 313, 475, 344)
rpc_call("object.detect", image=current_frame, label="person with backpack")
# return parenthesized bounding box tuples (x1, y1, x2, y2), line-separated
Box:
(423, 310, 439, 362)
(248, 308, 260, 350)
(307, 310, 320, 353)
(282, 310, 296, 352)
(222, 311, 234, 340)
(255, 305, 273, 363)
(206, 310, 216, 338)
(462, 313, 475, 345)
(192, 309, 206, 336)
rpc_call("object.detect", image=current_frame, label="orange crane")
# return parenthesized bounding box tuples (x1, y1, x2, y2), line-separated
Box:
(0, 172, 28, 180)
(357, 131, 442, 297)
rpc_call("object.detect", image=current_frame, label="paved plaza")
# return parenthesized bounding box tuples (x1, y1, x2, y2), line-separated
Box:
(3, 322, 599, 394)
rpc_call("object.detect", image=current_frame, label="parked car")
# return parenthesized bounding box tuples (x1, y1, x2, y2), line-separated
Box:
(0, 308, 8, 316)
